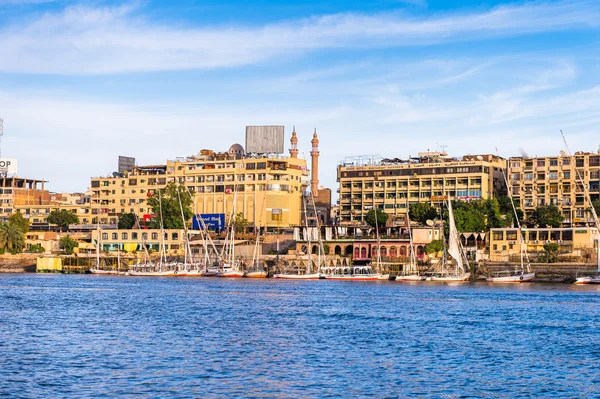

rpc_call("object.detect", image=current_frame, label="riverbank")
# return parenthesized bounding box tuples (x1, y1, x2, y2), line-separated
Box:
(0, 254, 37, 273)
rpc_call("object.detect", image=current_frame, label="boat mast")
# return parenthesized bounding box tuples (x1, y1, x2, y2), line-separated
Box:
(176, 184, 191, 271)
(406, 197, 416, 274)
(373, 183, 381, 273)
(561, 131, 600, 273)
(302, 193, 312, 275)
(310, 192, 326, 275)
(158, 189, 167, 271)
(496, 147, 530, 274)
(447, 197, 465, 274)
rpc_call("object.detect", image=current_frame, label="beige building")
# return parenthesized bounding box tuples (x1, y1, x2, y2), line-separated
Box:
(91, 229, 187, 255)
(489, 227, 599, 262)
(90, 133, 317, 229)
(337, 152, 506, 225)
(508, 151, 600, 226)
(15, 192, 92, 226)
(0, 177, 51, 222)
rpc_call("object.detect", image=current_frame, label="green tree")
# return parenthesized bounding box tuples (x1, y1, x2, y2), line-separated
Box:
(424, 239, 443, 255)
(27, 244, 45, 254)
(409, 202, 437, 225)
(47, 210, 80, 232)
(0, 223, 25, 254)
(230, 212, 248, 234)
(365, 209, 388, 230)
(8, 212, 30, 233)
(529, 205, 564, 228)
(543, 242, 560, 263)
(59, 235, 79, 255)
(118, 213, 137, 229)
(147, 183, 194, 229)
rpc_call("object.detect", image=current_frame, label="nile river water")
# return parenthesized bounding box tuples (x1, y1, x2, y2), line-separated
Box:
(1, 275, 600, 398)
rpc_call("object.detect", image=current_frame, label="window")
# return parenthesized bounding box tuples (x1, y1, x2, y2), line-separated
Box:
(142, 233, 148, 240)
(492, 232, 503, 240)
(549, 159, 558, 167)
(102, 233, 108, 240)
(172, 233, 178, 240)
(132, 232, 138, 240)
(536, 160, 545, 167)
(122, 232, 128, 240)
(112, 232, 118, 240)
(152, 232, 158, 240)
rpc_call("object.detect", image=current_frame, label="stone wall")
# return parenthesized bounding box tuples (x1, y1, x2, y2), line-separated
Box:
(0, 254, 37, 273)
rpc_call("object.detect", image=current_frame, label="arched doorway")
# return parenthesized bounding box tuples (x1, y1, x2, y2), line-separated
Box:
(334, 245, 342, 256)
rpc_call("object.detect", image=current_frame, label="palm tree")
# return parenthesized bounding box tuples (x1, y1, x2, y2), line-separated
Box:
(0, 223, 25, 254)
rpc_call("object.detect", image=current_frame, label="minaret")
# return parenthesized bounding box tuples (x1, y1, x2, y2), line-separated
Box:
(289, 127, 298, 159)
(310, 129, 319, 197)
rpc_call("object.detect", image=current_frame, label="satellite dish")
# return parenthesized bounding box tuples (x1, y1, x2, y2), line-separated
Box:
(476, 155, 484, 161)
(426, 219, 434, 227)
(559, 150, 567, 157)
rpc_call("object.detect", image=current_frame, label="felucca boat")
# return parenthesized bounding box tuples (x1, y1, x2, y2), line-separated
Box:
(428, 198, 470, 282)
(487, 148, 534, 283)
(396, 200, 425, 281)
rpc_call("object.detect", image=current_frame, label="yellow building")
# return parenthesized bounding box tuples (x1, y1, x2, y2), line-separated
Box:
(489, 227, 599, 262)
(90, 137, 312, 228)
(508, 151, 600, 226)
(91, 229, 187, 255)
(15, 192, 92, 226)
(337, 152, 506, 225)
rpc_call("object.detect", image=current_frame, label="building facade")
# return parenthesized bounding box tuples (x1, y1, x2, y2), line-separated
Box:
(489, 227, 599, 262)
(508, 151, 600, 226)
(90, 139, 312, 229)
(0, 177, 51, 222)
(337, 152, 506, 225)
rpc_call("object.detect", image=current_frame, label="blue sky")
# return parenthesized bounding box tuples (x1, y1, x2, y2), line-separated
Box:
(1, 0, 600, 193)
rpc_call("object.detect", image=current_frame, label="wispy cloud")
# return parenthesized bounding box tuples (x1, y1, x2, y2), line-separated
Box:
(0, 1, 598, 74)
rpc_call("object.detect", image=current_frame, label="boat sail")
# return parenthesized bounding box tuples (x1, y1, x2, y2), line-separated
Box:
(429, 198, 470, 282)
(487, 150, 535, 283)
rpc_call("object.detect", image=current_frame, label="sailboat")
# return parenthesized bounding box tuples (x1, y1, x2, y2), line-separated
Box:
(128, 190, 176, 276)
(245, 225, 268, 278)
(274, 193, 324, 279)
(396, 200, 424, 281)
(557, 133, 600, 284)
(428, 198, 470, 282)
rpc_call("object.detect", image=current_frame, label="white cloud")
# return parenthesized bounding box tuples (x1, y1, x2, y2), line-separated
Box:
(0, 1, 598, 74)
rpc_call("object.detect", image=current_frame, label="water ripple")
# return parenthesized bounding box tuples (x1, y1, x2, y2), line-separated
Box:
(1, 275, 600, 398)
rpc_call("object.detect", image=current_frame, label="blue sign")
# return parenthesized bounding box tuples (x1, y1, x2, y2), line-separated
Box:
(193, 214, 225, 231)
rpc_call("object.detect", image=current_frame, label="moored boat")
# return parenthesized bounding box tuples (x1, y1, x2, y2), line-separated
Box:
(245, 270, 268, 278)
(486, 272, 535, 283)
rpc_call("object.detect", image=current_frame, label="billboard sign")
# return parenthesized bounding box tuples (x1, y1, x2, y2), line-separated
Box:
(0, 158, 17, 176)
(245, 126, 284, 154)
(118, 156, 136, 174)
(193, 213, 226, 231)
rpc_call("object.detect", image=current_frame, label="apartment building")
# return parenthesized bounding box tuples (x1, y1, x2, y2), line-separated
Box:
(508, 151, 600, 226)
(90, 143, 311, 229)
(15, 192, 92, 227)
(0, 177, 51, 222)
(337, 152, 506, 225)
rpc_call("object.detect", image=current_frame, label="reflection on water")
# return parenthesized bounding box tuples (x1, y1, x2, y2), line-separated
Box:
(1, 275, 600, 398)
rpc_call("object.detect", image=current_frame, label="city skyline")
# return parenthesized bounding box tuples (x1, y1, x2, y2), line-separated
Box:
(1, 0, 600, 192)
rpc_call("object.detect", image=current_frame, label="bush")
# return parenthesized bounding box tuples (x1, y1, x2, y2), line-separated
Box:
(27, 244, 45, 254)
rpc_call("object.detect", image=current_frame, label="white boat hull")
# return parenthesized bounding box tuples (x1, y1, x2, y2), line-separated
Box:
(201, 270, 223, 277)
(90, 268, 118, 275)
(573, 275, 600, 285)
(487, 272, 535, 283)
(222, 270, 246, 278)
(245, 271, 268, 278)
(428, 273, 471, 282)
(396, 274, 425, 281)
(128, 270, 176, 277)
(326, 274, 381, 281)
(273, 273, 323, 280)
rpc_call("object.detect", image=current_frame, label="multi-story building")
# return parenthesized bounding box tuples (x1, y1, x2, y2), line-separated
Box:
(0, 177, 51, 222)
(489, 227, 599, 262)
(337, 152, 506, 225)
(15, 192, 92, 227)
(508, 151, 600, 226)
(90, 134, 315, 229)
